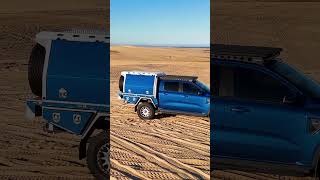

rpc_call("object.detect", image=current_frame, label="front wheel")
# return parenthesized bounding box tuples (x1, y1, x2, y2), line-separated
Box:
(137, 102, 155, 120)
(87, 131, 109, 180)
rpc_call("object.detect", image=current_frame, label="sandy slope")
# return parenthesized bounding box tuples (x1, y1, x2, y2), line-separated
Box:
(110, 46, 210, 179)
(212, 1, 320, 179)
(0, 4, 106, 179)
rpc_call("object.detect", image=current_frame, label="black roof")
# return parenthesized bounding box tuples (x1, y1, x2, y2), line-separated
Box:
(160, 75, 198, 81)
(211, 44, 282, 62)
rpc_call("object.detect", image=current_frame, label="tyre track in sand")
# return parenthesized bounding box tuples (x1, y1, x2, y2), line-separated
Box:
(111, 132, 209, 180)
(112, 123, 209, 154)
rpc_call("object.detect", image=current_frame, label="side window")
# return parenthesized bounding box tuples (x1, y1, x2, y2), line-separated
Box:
(211, 64, 220, 96)
(164, 82, 179, 92)
(183, 83, 199, 95)
(219, 66, 293, 104)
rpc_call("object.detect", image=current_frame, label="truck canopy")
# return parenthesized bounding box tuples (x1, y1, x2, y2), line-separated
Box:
(121, 71, 165, 97)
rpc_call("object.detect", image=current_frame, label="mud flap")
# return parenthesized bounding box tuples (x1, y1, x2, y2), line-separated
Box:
(25, 104, 35, 120)
(25, 100, 42, 120)
(79, 126, 95, 159)
(79, 138, 88, 160)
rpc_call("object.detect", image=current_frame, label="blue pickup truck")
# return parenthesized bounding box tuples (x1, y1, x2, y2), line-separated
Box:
(25, 30, 109, 179)
(212, 44, 320, 178)
(118, 71, 210, 119)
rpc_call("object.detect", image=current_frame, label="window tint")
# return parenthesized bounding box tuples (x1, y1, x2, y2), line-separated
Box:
(183, 83, 199, 95)
(164, 82, 179, 92)
(218, 66, 292, 103)
(211, 65, 220, 96)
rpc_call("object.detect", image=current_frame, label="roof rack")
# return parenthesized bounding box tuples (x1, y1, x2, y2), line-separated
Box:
(65, 28, 109, 36)
(36, 30, 109, 44)
(121, 71, 166, 77)
(160, 75, 198, 82)
(211, 44, 282, 64)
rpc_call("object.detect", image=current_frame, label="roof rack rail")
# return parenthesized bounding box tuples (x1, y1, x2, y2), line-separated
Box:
(160, 75, 198, 81)
(65, 28, 108, 36)
(121, 71, 166, 77)
(211, 44, 282, 64)
(36, 30, 109, 44)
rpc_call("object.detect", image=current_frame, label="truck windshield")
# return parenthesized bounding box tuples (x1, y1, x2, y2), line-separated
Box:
(195, 80, 210, 93)
(268, 61, 320, 99)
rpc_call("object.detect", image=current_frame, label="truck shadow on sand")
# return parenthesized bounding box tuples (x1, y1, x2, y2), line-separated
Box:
(154, 114, 177, 119)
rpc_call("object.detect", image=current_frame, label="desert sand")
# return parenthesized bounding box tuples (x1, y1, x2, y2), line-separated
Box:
(0, 0, 107, 179)
(212, 1, 320, 179)
(110, 46, 210, 179)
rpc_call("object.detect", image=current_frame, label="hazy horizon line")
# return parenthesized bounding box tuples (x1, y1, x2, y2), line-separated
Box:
(111, 43, 210, 48)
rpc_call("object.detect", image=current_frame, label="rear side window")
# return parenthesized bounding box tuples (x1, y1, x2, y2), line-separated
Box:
(164, 82, 179, 92)
(217, 66, 292, 103)
(183, 83, 199, 95)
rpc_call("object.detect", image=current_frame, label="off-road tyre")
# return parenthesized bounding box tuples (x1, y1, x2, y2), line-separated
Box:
(87, 131, 109, 180)
(28, 44, 46, 97)
(137, 102, 155, 120)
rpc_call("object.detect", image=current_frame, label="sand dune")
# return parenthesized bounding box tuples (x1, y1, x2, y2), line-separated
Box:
(110, 46, 210, 179)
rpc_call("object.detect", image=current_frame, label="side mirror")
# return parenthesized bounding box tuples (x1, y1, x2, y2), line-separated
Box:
(198, 91, 204, 96)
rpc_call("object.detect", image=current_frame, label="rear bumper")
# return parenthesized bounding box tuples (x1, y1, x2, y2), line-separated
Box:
(118, 91, 123, 99)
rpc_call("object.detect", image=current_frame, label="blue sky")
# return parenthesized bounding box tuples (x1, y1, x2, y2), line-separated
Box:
(111, 0, 210, 46)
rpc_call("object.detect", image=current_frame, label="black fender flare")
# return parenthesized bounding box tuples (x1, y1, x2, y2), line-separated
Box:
(79, 128, 95, 159)
(134, 98, 157, 112)
(79, 113, 109, 159)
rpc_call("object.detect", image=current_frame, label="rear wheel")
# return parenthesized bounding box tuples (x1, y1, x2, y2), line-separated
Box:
(137, 102, 155, 120)
(87, 131, 109, 180)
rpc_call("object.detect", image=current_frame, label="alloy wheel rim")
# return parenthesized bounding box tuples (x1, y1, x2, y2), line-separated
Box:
(140, 106, 150, 117)
(97, 143, 110, 175)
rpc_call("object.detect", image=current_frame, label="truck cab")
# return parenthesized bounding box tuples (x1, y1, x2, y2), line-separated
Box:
(211, 44, 320, 178)
(118, 71, 210, 119)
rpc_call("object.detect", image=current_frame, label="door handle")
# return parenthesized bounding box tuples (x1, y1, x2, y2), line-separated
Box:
(231, 107, 250, 113)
